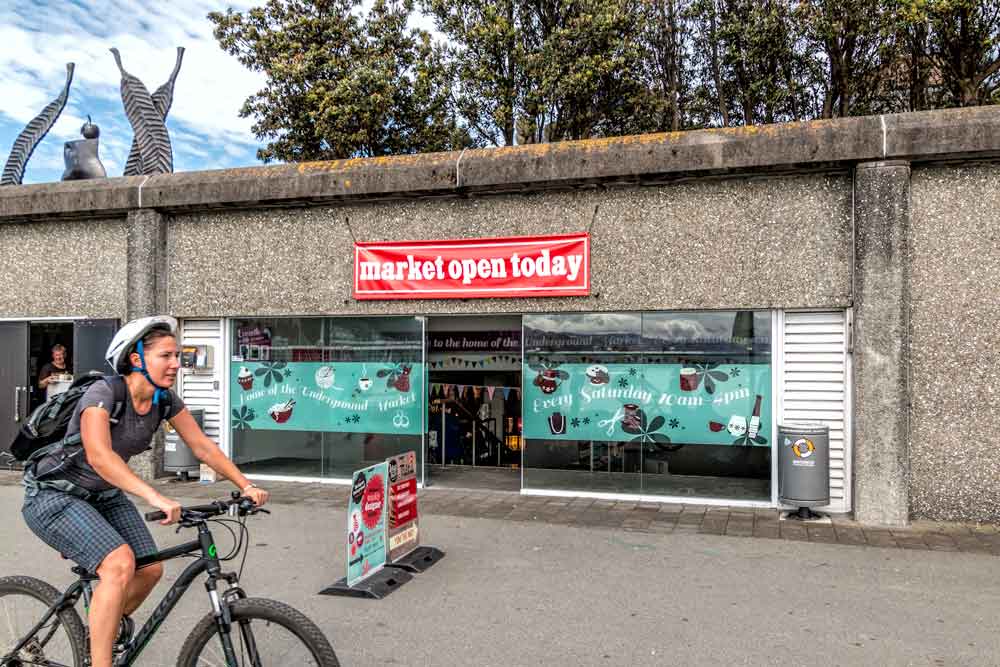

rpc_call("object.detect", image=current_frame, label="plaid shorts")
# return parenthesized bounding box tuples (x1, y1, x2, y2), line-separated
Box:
(22, 487, 158, 574)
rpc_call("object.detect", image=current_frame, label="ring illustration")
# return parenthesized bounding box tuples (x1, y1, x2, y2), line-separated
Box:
(791, 438, 815, 458)
(392, 411, 411, 429)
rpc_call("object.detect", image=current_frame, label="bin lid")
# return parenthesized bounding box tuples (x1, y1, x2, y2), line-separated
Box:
(778, 421, 829, 435)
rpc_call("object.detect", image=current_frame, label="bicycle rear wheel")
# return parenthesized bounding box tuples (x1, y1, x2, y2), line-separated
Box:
(176, 598, 339, 667)
(0, 576, 87, 667)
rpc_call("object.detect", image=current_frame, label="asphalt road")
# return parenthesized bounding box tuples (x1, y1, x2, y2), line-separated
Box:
(1, 485, 997, 666)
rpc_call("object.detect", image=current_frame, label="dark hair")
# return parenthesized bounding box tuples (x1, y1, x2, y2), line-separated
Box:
(122, 327, 177, 374)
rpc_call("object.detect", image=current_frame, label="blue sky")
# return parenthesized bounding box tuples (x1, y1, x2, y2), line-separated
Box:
(2, 0, 443, 186)
(1, 1, 274, 184)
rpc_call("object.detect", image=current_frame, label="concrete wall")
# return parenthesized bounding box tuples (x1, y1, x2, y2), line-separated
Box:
(909, 162, 1000, 522)
(0, 217, 127, 319)
(166, 173, 852, 317)
(4, 107, 1000, 525)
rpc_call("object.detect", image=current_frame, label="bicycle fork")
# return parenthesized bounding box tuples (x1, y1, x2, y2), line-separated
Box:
(199, 527, 260, 667)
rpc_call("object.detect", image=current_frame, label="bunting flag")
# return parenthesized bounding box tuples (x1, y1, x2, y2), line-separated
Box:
(501, 387, 511, 399)
(457, 385, 466, 396)
(486, 386, 495, 400)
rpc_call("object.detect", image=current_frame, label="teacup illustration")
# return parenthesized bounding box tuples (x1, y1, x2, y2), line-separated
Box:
(679, 368, 699, 391)
(708, 421, 726, 432)
(268, 399, 296, 424)
(358, 365, 372, 391)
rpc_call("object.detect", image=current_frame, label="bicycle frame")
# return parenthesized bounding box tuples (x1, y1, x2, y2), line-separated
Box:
(3, 521, 250, 667)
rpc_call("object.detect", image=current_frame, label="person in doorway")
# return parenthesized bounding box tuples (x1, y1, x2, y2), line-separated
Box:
(38, 343, 72, 400)
(21, 316, 270, 667)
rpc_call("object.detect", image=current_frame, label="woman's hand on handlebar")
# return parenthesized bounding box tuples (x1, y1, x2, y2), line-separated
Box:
(150, 494, 182, 525)
(243, 486, 269, 508)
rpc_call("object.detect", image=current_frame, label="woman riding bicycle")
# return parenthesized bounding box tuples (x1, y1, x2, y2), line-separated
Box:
(21, 316, 269, 667)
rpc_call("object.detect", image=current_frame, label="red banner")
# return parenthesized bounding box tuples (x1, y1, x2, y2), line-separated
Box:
(353, 233, 590, 300)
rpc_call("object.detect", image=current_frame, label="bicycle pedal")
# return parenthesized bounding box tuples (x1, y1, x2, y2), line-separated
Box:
(114, 615, 134, 650)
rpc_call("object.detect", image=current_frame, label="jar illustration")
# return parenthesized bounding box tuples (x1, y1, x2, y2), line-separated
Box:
(539, 369, 559, 394)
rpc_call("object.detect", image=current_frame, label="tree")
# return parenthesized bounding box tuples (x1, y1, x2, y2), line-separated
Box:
(423, 0, 650, 145)
(210, 0, 470, 161)
(797, 0, 892, 118)
(898, 0, 1000, 107)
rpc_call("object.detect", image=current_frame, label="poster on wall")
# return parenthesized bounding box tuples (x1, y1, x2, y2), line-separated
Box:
(347, 462, 389, 587)
(231, 361, 423, 434)
(522, 362, 771, 447)
(387, 451, 420, 562)
(354, 233, 590, 300)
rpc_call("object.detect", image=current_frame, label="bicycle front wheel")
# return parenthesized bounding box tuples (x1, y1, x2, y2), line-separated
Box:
(0, 575, 88, 667)
(176, 598, 339, 667)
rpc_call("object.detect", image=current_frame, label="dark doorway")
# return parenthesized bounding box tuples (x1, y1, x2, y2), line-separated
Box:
(425, 316, 522, 490)
(29, 322, 74, 412)
(0, 319, 118, 468)
(0, 322, 29, 466)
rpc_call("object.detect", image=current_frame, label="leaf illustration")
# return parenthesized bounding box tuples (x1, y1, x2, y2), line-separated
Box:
(650, 432, 671, 444)
(648, 415, 665, 432)
(111, 48, 172, 175)
(124, 47, 183, 176)
(254, 368, 268, 377)
(704, 375, 716, 394)
(376, 369, 390, 378)
(708, 370, 729, 382)
(753, 435, 768, 444)
(1, 63, 74, 186)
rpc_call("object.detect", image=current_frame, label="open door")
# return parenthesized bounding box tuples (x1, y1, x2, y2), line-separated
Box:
(0, 322, 29, 463)
(74, 319, 118, 376)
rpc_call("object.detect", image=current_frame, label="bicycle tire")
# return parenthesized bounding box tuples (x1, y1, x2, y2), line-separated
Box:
(0, 575, 88, 667)
(175, 598, 339, 667)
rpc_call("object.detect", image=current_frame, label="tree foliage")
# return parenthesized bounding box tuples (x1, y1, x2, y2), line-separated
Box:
(212, 0, 1000, 160)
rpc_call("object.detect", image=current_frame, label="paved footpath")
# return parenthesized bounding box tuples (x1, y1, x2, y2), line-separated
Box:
(2, 476, 999, 665)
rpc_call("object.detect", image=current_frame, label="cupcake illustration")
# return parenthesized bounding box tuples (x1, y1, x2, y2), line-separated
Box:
(237, 366, 253, 391)
(268, 399, 296, 424)
(585, 365, 610, 385)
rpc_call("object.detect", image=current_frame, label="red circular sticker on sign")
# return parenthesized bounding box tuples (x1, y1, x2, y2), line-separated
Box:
(361, 474, 385, 530)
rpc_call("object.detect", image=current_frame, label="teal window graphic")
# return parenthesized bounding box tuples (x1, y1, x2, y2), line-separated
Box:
(523, 361, 770, 446)
(231, 361, 423, 435)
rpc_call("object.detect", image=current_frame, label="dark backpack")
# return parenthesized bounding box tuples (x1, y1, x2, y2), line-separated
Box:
(10, 373, 170, 463)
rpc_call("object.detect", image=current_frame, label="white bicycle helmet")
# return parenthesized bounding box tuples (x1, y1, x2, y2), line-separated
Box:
(105, 315, 178, 375)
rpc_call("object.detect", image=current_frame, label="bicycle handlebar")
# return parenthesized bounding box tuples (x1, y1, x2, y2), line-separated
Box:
(144, 494, 266, 523)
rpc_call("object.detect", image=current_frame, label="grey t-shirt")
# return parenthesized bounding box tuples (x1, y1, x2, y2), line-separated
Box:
(49, 380, 185, 492)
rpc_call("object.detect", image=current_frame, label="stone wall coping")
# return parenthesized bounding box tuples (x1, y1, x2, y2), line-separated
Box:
(3, 106, 1000, 221)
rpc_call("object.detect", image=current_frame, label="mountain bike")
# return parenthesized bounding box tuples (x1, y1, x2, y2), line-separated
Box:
(0, 494, 339, 666)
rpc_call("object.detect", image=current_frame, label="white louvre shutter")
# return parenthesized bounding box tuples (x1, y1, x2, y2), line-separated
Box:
(781, 311, 852, 513)
(166, 319, 225, 462)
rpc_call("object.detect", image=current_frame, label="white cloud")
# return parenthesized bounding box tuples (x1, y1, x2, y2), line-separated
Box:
(0, 0, 264, 172)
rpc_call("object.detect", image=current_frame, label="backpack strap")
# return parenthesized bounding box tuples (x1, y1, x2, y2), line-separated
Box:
(103, 375, 173, 424)
(105, 376, 129, 425)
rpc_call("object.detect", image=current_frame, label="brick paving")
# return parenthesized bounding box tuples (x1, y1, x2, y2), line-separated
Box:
(3, 471, 999, 556)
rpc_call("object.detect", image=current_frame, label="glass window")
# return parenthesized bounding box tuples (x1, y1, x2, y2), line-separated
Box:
(230, 316, 424, 482)
(522, 311, 771, 501)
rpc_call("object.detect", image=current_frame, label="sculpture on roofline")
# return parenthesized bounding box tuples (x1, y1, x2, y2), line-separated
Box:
(0, 47, 185, 185)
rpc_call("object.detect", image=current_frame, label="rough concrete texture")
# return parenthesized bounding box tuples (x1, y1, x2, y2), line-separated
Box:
(126, 209, 168, 318)
(852, 161, 911, 527)
(3, 106, 1000, 221)
(0, 217, 127, 318)
(909, 162, 1000, 522)
(167, 173, 852, 316)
